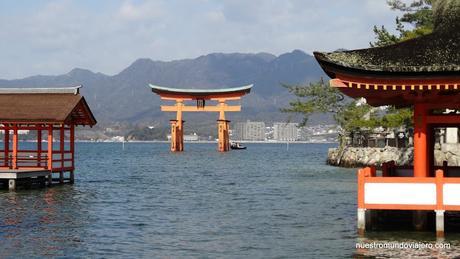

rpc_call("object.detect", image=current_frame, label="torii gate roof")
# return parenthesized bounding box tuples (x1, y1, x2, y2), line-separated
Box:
(149, 84, 252, 99)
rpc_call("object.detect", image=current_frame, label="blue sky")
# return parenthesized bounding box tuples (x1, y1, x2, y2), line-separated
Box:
(0, 0, 401, 79)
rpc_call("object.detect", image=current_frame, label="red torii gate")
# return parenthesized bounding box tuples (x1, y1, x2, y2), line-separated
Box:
(149, 84, 252, 152)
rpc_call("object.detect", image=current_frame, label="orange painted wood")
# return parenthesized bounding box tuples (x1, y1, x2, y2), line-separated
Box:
(414, 103, 428, 177)
(357, 168, 367, 209)
(47, 125, 53, 170)
(160, 105, 241, 112)
(4, 126, 9, 167)
(363, 204, 436, 210)
(358, 167, 460, 211)
(442, 178, 460, 183)
(436, 170, 444, 210)
(12, 125, 18, 169)
(70, 124, 75, 169)
(443, 205, 460, 211)
(217, 120, 230, 152)
(159, 93, 245, 101)
(60, 125, 65, 169)
(365, 177, 435, 183)
(37, 129, 42, 167)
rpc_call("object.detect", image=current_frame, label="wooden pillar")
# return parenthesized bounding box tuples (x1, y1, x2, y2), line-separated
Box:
(59, 125, 64, 183)
(225, 120, 230, 151)
(47, 125, 53, 171)
(37, 128, 42, 167)
(70, 124, 75, 170)
(168, 100, 184, 152)
(69, 171, 75, 184)
(436, 169, 445, 238)
(60, 125, 64, 170)
(176, 101, 184, 152)
(170, 120, 179, 152)
(170, 120, 176, 152)
(8, 179, 16, 191)
(217, 100, 230, 152)
(217, 120, 230, 152)
(357, 168, 367, 235)
(414, 103, 428, 177)
(12, 124, 18, 169)
(4, 125, 9, 167)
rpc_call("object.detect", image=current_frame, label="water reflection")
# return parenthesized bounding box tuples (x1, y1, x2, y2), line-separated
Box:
(0, 186, 88, 257)
(1, 143, 359, 257)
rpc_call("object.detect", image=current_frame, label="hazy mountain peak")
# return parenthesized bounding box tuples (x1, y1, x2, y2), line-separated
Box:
(277, 49, 309, 59)
(0, 50, 325, 124)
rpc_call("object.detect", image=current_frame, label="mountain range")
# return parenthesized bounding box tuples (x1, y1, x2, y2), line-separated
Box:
(0, 50, 328, 127)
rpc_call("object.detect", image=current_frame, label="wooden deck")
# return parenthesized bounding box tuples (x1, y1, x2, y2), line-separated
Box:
(0, 168, 74, 190)
(0, 168, 50, 179)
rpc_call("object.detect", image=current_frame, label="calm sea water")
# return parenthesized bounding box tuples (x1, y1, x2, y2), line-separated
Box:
(0, 143, 458, 258)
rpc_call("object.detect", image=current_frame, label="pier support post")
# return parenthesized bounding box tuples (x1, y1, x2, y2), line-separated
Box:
(47, 173, 52, 187)
(70, 171, 75, 184)
(413, 211, 428, 231)
(357, 208, 366, 235)
(59, 171, 64, 184)
(8, 179, 16, 191)
(436, 210, 445, 238)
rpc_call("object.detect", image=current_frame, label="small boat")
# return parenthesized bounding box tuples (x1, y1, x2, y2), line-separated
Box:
(231, 142, 247, 150)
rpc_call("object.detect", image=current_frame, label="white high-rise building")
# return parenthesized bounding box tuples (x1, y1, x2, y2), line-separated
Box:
(232, 121, 266, 141)
(273, 123, 299, 141)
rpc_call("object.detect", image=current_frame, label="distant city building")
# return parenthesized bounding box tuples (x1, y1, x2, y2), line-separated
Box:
(167, 132, 199, 141)
(233, 121, 266, 141)
(273, 123, 299, 141)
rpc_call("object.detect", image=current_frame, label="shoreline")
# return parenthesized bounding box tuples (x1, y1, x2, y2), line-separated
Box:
(77, 140, 339, 144)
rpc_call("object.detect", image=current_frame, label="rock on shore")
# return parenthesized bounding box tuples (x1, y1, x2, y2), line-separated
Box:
(328, 145, 460, 168)
(327, 147, 413, 168)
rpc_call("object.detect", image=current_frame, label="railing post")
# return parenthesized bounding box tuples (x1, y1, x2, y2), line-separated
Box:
(12, 124, 18, 169)
(370, 166, 376, 177)
(357, 168, 368, 235)
(47, 125, 53, 171)
(37, 128, 42, 167)
(435, 169, 445, 238)
(60, 124, 64, 170)
(4, 125, 9, 167)
(382, 162, 388, 177)
(70, 124, 75, 170)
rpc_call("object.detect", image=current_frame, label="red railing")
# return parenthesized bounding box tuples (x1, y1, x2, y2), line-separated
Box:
(0, 149, 74, 171)
(358, 167, 460, 211)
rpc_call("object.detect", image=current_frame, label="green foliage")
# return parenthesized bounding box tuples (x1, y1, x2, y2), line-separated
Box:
(282, 79, 413, 137)
(284, 0, 430, 137)
(371, 0, 434, 47)
(334, 102, 373, 132)
(281, 79, 375, 130)
(126, 126, 169, 141)
(370, 25, 400, 47)
(282, 79, 346, 126)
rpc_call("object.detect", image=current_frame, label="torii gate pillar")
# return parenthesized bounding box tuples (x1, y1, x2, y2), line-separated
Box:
(217, 119, 230, 152)
(170, 119, 184, 152)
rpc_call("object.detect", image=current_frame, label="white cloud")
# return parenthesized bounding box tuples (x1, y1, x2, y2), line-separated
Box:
(118, 1, 165, 21)
(0, 0, 400, 79)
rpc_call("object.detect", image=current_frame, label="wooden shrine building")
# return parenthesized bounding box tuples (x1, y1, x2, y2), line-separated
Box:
(314, 0, 460, 237)
(0, 86, 96, 190)
(149, 84, 252, 152)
